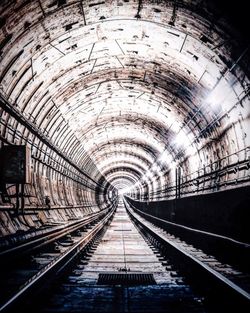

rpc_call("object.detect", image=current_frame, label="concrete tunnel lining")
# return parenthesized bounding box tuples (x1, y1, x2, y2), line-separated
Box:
(0, 0, 249, 239)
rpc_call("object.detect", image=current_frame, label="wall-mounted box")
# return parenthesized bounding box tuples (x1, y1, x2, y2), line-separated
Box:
(1, 145, 31, 184)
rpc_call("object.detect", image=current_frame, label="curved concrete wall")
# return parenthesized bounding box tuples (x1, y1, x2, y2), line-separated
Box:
(126, 186, 250, 243)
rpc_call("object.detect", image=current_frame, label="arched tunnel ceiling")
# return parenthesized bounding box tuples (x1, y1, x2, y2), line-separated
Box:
(0, 0, 249, 195)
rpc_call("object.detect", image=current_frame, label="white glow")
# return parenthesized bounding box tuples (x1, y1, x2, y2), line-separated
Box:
(151, 164, 158, 171)
(173, 131, 196, 156)
(185, 144, 197, 156)
(159, 150, 174, 165)
(206, 78, 233, 111)
(174, 131, 188, 148)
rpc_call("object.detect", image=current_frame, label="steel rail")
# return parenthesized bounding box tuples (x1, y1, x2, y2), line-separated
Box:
(124, 199, 250, 248)
(124, 199, 250, 302)
(0, 207, 115, 312)
(0, 209, 109, 258)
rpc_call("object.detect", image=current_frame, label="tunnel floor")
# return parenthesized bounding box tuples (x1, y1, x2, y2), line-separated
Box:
(35, 199, 206, 313)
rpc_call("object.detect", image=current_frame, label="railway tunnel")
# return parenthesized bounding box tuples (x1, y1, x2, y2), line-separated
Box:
(0, 0, 250, 312)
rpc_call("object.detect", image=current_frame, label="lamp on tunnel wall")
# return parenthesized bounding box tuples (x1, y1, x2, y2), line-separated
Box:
(0, 145, 31, 215)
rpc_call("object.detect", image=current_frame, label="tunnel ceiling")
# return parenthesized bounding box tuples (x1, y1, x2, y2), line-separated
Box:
(0, 0, 249, 196)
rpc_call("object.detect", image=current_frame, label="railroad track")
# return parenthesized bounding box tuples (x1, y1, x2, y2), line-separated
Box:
(0, 207, 115, 312)
(125, 199, 250, 309)
(1, 199, 249, 313)
(124, 197, 250, 273)
(28, 200, 207, 313)
(0, 209, 112, 259)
